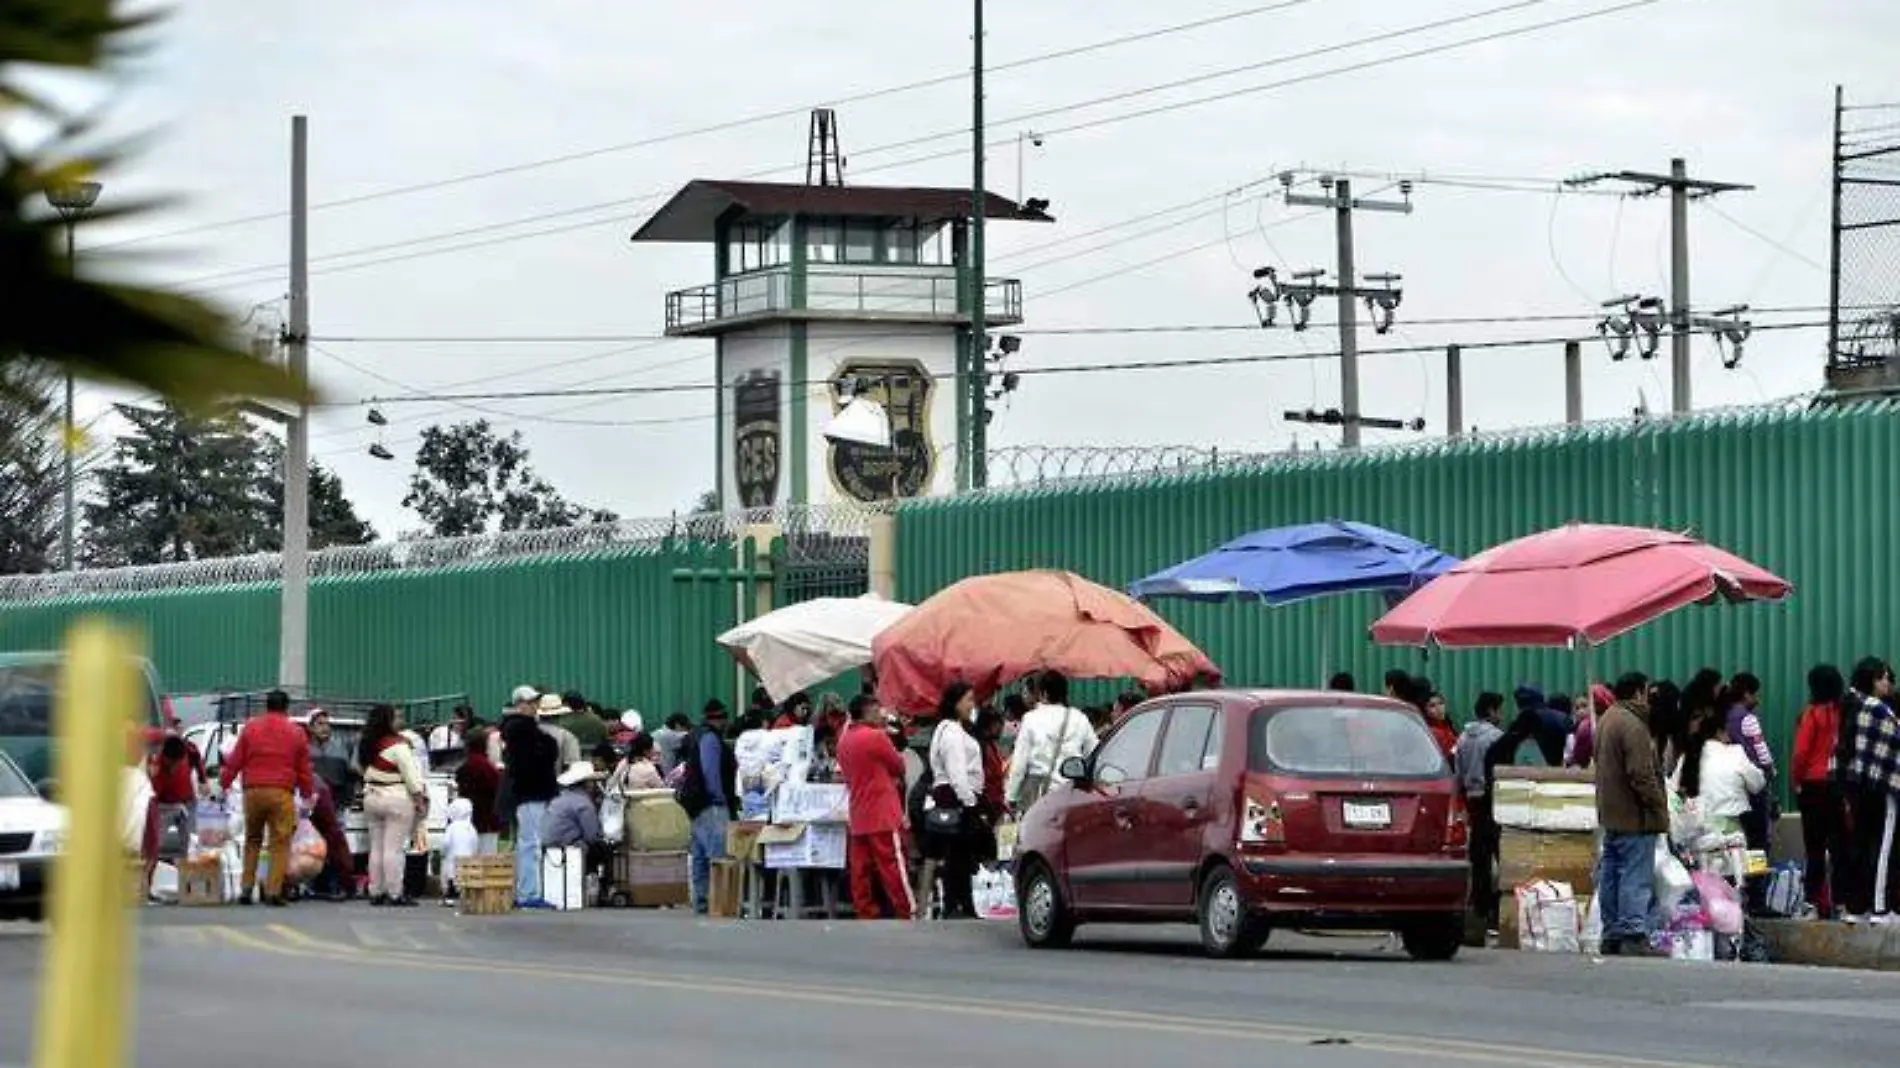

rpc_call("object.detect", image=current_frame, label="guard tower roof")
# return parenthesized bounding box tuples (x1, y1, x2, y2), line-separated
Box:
(631, 179, 1053, 243)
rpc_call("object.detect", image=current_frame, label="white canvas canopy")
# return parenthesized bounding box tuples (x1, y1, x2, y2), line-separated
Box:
(716, 595, 912, 703)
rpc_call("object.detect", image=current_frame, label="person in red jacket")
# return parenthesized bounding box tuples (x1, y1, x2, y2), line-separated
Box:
(1794, 664, 1849, 916)
(219, 690, 316, 907)
(837, 692, 912, 920)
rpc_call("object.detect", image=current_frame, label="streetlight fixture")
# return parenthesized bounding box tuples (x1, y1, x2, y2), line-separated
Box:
(1016, 130, 1045, 203)
(44, 180, 103, 572)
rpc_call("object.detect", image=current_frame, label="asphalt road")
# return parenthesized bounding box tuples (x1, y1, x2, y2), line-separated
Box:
(3, 906, 1899, 1068)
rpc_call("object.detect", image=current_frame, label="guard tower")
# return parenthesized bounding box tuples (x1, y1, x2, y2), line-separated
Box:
(631, 137, 1052, 511)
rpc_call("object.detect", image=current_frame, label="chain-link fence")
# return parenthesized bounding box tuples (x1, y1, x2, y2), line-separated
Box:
(0, 501, 884, 603)
(1833, 95, 1900, 365)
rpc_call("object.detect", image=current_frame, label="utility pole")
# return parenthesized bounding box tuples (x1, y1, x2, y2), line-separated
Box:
(1277, 174, 1413, 448)
(280, 115, 311, 692)
(1564, 340, 1583, 424)
(1332, 180, 1360, 448)
(1568, 159, 1751, 414)
(1828, 85, 1844, 368)
(966, 0, 988, 489)
(1445, 345, 1463, 438)
(45, 181, 101, 570)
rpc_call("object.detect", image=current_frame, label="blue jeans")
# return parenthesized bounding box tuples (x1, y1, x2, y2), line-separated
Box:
(514, 801, 548, 904)
(1597, 831, 1658, 941)
(689, 807, 730, 913)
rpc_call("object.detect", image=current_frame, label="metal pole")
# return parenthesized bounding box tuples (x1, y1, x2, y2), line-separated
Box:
(1669, 157, 1691, 414)
(1334, 179, 1360, 448)
(1445, 344, 1463, 438)
(1016, 131, 1024, 204)
(279, 115, 311, 691)
(62, 221, 76, 572)
(969, 0, 988, 488)
(1564, 339, 1583, 424)
(1827, 85, 1845, 369)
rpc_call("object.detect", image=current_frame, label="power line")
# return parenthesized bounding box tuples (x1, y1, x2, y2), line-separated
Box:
(325, 319, 1830, 408)
(105, 0, 1317, 252)
(311, 304, 1856, 346)
(175, 0, 1646, 294)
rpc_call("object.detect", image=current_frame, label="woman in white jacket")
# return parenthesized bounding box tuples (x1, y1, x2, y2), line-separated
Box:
(927, 682, 984, 919)
(1675, 712, 1768, 838)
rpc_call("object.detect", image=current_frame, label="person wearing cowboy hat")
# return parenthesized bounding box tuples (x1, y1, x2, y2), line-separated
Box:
(535, 693, 585, 767)
(541, 760, 608, 889)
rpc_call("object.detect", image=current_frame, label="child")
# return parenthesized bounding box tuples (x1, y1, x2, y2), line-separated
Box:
(442, 797, 479, 907)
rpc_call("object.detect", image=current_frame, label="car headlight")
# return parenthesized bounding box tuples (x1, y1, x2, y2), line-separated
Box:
(35, 827, 64, 854)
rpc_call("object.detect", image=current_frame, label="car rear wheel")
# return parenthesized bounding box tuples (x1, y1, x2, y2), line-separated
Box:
(1198, 867, 1269, 958)
(1016, 860, 1075, 949)
(1400, 914, 1464, 961)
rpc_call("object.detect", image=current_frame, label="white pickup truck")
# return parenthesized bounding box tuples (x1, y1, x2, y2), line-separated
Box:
(183, 714, 453, 859)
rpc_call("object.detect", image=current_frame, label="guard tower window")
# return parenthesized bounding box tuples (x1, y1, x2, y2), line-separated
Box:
(726, 219, 790, 275)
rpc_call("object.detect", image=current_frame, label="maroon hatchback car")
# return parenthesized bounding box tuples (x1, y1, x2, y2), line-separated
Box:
(1014, 689, 1469, 959)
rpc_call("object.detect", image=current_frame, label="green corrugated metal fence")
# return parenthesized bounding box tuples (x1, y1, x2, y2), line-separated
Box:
(0, 542, 741, 719)
(895, 403, 1900, 770)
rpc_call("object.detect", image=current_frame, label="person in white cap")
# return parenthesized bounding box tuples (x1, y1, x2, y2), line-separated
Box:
(488, 685, 544, 767)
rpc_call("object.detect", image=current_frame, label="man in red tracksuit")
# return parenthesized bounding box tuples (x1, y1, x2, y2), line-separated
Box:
(219, 690, 315, 907)
(838, 693, 912, 920)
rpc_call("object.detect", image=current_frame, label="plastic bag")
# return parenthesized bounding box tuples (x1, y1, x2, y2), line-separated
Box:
(1669, 795, 1707, 851)
(1653, 848, 1694, 912)
(601, 791, 627, 845)
(1669, 929, 1714, 961)
(1514, 880, 1580, 952)
(1763, 863, 1803, 917)
(1580, 893, 1602, 955)
(194, 799, 230, 849)
(973, 866, 1017, 920)
(1692, 870, 1743, 935)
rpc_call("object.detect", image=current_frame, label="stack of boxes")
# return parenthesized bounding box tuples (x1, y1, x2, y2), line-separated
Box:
(1493, 768, 1597, 949)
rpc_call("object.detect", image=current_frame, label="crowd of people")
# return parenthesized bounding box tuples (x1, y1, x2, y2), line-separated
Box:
(1352, 657, 1900, 953)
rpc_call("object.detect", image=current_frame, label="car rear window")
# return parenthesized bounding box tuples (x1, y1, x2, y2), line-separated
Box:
(1250, 704, 1446, 778)
(0, 663, 161, 737)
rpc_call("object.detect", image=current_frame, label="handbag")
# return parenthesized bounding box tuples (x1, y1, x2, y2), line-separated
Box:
(924, 804, 965, 839)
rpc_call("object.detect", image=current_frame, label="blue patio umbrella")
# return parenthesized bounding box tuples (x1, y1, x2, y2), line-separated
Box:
(1127, 520, 1459, 684)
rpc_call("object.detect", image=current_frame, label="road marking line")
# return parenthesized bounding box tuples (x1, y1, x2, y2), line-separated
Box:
(347, 920, 429, 952)
(212, 931, 1717, 1068)
(266, 924, 363, 955)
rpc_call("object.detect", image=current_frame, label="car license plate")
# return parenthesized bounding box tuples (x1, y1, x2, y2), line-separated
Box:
(0, 862, 18, 892)
(1342, 801, 1391, 829)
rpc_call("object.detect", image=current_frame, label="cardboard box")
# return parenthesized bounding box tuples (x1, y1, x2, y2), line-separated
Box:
(727, 821, 766, 863)
(762, 822, 847, 870)
(772, 783, 848, 823)
(178, 855, 224, 907)
(1499, 828, 1597, 897)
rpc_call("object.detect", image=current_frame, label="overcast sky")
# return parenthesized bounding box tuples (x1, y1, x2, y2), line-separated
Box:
(49, 0, 1900, 537)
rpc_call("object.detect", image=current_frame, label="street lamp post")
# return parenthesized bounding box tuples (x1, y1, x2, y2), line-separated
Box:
(45, 181, 102, 572)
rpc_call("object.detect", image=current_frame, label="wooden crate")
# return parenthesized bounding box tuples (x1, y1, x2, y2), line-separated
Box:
(178, 855, 223, 907)
(457, 854, 515, 916)
(708, 858, 743, 918)
(613, 850, 688, 908)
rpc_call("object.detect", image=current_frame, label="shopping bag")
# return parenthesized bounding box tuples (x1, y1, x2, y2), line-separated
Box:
(992, 820, 1020, 861)
(194, 799, 230, 849)
(541, 846, 587, 910)
(287, 819, 327, 884)
(601, 791, 627, 845)
(1514, 880, 1579, 952)
(1763, 863, 1802, 917)
(1653, 848, 1694, 912)
(1669, 928, 1714, 961)
(973, 865, 1017, 920)
(1692, 870, 1743, 935)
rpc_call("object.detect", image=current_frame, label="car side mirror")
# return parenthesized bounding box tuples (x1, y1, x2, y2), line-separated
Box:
(1058, 756, 1089, 784)
(34, 778, 56, 802)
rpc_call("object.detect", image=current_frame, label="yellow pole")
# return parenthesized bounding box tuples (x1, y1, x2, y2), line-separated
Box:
(35, 621, 139, 1068)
